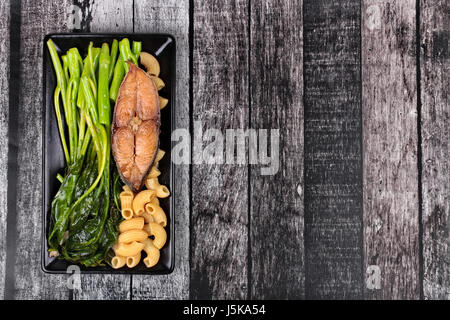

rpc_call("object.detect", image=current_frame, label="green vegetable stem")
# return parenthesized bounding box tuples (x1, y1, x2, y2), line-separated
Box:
(98, 43, 111, 125)
(119, 38, 137, 72)
(47, 39, 125, 266)
(132, 41, 142, 61)
(108, 39, 119, 84)
(109, 56, 125, 102)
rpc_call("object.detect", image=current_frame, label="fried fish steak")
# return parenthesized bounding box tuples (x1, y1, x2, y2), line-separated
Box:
(112, 62, 160, 192)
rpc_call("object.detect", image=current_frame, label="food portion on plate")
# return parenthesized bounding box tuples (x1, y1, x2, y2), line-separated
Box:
(112, 62, 160, 192)
(112, 148, 169, 269)
(46, 37, 169, 269)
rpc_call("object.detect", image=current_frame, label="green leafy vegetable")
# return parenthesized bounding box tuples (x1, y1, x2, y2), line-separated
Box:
(46, 39, 127, 266)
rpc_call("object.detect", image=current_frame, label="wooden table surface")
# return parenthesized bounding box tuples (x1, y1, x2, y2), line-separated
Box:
(0, 0, 448, 300)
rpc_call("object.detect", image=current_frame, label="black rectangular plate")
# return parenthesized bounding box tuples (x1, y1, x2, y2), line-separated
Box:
(42, 33, 176, 274)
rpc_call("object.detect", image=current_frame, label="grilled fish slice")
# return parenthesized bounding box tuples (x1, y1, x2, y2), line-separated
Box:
(112, 62, 160, 192)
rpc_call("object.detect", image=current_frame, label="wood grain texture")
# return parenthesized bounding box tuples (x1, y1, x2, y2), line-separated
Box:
(12, 0, 71, 299)
(89, 0, 133, 33)
(303, 0, 364, 299)
(133, 0, 190, 300)
(420, 0, 450, 300)
(0, 0, 9, 299)
(72, 0, 132, 300)
(249, 0, 305, 299)
(362, 0, 420, 300)
(191, 0, 249, 299)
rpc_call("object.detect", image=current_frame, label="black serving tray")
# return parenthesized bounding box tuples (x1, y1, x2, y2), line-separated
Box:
(42, 33, 176, 274)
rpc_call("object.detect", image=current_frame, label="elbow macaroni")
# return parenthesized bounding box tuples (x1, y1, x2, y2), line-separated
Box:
(145, 177, 158, 190)
(151, 194, 160, 206)
(145, 177, 170, 198)
(155, 185, 170, 198)
(144, 222, 167, 249)
(120, 190, 134, 220)
(119, 217, 145, 233)
(159, 97, 168, 110)
(147, 166, 161, 179)
(142, 211, 154, 224)
(126, 252, 141, 268)
(155, 149, 165, 163)
(111, 255, 127, 269)
(112, 148, 169, 269)
(144, 203, 167, 227)
(118, 229, 148, 244)
(143, 238, 160, 268)
(132, 190, 156, 216)
(113, 241, 145, 257)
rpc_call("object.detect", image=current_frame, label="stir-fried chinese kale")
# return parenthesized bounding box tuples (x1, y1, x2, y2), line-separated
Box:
(47, 38, 141, 266)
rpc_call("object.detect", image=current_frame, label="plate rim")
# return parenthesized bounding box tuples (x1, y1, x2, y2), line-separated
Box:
(41, 32, 177, 275)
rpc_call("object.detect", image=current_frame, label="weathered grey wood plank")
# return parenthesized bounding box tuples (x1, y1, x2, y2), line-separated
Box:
(0, 0, 9, 299)
(249, 0, 305, 299)
(420, 0, 450, 300)
(12, 0, 71, 299)
(132, 0, 190, 300)
(191, 0, 249, 299)
(362, 0, 420, 300)
(89, 0, 133, 33)
(303, 0, 364, 299)
(72, 0, 132, 300)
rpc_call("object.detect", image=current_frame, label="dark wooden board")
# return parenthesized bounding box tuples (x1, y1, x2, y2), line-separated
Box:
(88, 0, 134, 33)
(11, 0, 71, 299)
(249, 0, 305, 299)
(303, 0, 364, 299)
(0, 0, 9, 299)
(1, 0, 449, 300)
(420, 0, 450, 300)
(190, 0, 250, 299)
(362, 0, 420, 299)
(132, 0, 190, 300)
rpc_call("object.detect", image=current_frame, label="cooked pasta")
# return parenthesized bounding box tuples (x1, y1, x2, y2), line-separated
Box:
(155, 149, 165, 163)
(142, 211, 155, 224)
(132, 189, 156, 216)
(151, 195, 160, 206)
(119, 217, 145, 233)
(111, 255, 127, 269)
(126, 252, 141, 268)
(147, 166, 161, 179)
(144, 222, 167, 249)
(142, 238, 160, 268)
(155, 185, 170, 198)
(159, 97, 168, 110)
(151, 76, 165, 90)
(113, 241, 145, 257)
(145, 203, 167, 227)
(120, 190, 134, 219)
(113, 146, 170, 268)
(118, 229, 148, 244)
(145, 177, 159, 190)
(145, 177, 170, 198)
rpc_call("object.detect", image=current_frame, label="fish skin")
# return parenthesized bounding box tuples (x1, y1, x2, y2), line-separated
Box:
(112, 62, 160, 192)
